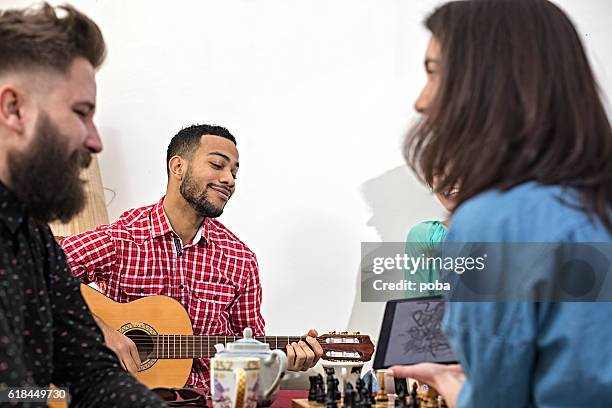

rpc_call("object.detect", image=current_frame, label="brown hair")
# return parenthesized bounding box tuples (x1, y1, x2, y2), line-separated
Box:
(404, 0, 612, 229)
(0, 2, 106, 75)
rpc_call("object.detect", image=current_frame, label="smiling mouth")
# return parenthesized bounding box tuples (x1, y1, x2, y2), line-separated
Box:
(210, 185, 231, 201)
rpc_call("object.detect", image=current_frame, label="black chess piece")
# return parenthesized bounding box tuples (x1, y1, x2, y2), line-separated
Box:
(334, 378, 341, 401)
(359, 380, 372, 408)
(410, 382, 419, 408)
(394, 378, 408, 408)
(326, 369, 336, 388)
(361, 369, 376, 402)
(326, 390, 338, 407)
(352, 378, 368, 408)
(326, 369, 338, 408)
(309, 376, 318, 401)
(343, 383, 355, 408)
(316, 374, 326, 404)
(353, 378, 363, 406)
(355, 378, 364, 393)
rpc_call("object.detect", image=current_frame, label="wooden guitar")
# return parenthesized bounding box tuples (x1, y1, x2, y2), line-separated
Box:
(80, 284, 375, 389)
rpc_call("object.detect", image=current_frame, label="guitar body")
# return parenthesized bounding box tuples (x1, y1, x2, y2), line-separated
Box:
(80, 284, 193, 388)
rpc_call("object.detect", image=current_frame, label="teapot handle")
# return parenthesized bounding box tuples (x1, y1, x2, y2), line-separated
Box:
(262, 349, 287, 401)
(234, 367, 246, 408)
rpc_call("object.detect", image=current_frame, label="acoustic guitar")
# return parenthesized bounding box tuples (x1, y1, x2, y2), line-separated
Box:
(80, 284, 375, 389)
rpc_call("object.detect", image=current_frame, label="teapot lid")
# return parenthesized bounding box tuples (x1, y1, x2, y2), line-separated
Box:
(227, 328, 270, 352)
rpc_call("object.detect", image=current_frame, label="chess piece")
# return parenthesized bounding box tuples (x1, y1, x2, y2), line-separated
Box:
(395, 378, 408, 408)
(326, 368, 338, 408)
(309, 375, 318, 401)
(353, 379, 363, 407)
(410, 381, 419, 408)
(326, 390, 338, 407)
(324, 367, 341, 401)
(355, 378, 364, 398)
(358, 379, 373, 408)
(375, 370, 389, 402)
(343, 383, 355, 408)
(316, 374, 326, 404)
(354, 378, 371, 408)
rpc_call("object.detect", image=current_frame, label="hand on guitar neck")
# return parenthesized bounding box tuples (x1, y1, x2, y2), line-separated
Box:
(93, 313, 142, 374)
(285, 328, 324, 372)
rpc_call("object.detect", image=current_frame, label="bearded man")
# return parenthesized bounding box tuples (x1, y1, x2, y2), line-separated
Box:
(0, 3, 165, 406)
(60, 124, 323, 393)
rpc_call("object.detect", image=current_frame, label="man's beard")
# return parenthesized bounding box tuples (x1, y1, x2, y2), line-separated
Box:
(8, 113, 92, 223)
(179, 168, 225, 218)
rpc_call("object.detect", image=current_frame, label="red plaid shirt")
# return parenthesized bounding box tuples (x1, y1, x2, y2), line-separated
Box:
(60, 198, 265, 391)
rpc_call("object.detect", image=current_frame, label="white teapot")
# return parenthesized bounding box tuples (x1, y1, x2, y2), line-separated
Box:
(215, 328, 287, 407)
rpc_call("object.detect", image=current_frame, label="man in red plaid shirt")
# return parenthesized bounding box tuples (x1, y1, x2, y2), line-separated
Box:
(60, 124, 323, 391)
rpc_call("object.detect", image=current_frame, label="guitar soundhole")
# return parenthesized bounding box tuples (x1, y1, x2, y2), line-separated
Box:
(125, 329, 154, 361)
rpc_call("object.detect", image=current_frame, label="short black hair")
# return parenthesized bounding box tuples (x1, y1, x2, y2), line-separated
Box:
(166, 124, 236, 177)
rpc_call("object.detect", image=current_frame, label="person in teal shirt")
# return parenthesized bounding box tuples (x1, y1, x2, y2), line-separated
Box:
(405, 180, 457, 298)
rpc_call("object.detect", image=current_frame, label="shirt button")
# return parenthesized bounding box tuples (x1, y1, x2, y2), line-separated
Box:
(179, 284, 184, 289)
(139, 289, 144, 294)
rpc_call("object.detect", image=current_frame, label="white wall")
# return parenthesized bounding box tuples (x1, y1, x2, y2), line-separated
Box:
(4, 0, 611, 340)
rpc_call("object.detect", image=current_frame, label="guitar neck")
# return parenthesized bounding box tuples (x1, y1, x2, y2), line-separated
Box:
(148, 335, 314, 359)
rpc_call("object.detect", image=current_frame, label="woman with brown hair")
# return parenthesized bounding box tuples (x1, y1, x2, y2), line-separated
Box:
(390, 0, 612, 406)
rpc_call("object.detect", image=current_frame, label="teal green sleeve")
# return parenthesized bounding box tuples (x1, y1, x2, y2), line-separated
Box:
(404, 221, 446, 298)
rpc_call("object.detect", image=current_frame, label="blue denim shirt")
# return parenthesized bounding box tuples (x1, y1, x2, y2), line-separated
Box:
(443, 182, 612, 407)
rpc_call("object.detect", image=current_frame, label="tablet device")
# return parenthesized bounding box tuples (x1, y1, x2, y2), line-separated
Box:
(373, 296, 457, 369)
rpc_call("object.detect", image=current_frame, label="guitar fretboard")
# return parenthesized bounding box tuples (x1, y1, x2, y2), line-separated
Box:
(146, 335, 319, 359)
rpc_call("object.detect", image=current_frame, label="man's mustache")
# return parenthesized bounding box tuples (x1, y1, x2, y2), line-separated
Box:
(69, 150, 92, 171)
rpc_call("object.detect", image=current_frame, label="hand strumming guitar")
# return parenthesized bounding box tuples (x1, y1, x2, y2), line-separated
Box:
(286, 329, 324, 371)
(93, 314, 142, 375)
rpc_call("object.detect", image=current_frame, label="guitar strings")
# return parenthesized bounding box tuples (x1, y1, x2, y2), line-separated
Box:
(122, 335, 327, 341)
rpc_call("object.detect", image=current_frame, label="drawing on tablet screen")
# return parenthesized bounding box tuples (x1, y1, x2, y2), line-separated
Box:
(399, 302, 451, 357)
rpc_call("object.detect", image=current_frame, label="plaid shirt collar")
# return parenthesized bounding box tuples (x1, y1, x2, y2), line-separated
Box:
(150, 197, 209, 246)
